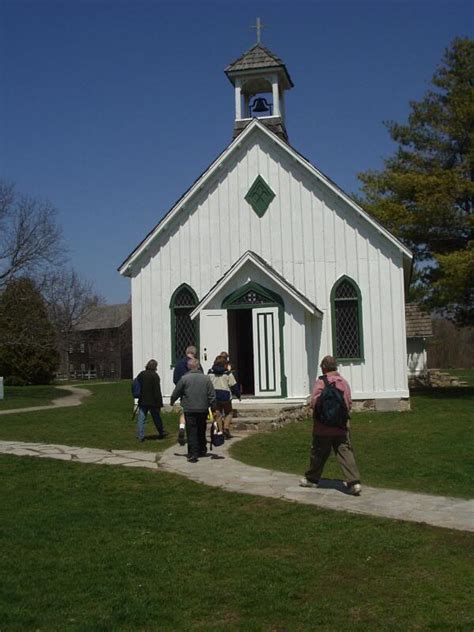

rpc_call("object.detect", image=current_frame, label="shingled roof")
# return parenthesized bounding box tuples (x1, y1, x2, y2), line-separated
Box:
(405, 304, 433, 337)
(75, 304, 131, 331)
(225, 44, 294, 87)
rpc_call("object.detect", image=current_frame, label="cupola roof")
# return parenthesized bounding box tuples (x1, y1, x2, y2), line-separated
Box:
(225, 43, 294, 89)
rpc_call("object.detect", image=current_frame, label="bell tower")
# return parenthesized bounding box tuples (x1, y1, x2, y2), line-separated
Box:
(225, 19, 294, 143)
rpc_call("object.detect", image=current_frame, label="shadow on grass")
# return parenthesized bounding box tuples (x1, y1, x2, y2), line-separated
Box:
(413, 386, 474, 400)
(141, 434, 169, 442)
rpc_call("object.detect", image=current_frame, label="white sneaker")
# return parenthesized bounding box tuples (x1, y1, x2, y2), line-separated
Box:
(349, 483, 362, 496)
(299, 477, 319, 488)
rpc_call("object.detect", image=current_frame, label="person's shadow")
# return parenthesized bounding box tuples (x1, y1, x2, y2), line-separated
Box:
(316, 479, 353, 495)
(173, 451, 225, 460)
(143, 434, 169, 441)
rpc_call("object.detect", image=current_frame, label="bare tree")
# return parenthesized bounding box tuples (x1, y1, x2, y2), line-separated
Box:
(42, 269, 104, 375)
(0, 180, 66, 289)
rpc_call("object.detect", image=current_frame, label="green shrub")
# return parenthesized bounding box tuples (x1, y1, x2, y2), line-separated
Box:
(3, 376, 28, 386)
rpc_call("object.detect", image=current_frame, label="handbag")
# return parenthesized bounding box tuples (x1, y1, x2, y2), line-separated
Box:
(210, 420, 225, 449)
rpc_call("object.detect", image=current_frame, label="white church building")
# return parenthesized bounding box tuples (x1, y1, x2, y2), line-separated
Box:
(119, 42, 413, 410)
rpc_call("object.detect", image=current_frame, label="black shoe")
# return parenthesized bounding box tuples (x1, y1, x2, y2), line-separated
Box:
(187, 456, 198, 463)
(157, 432, 169, 440)
(138, 437, 145, 443)
(178, 429, 186, 446)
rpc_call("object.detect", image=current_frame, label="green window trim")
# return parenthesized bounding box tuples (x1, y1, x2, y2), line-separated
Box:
(330, 276, 364, 362)
(245, 175, 275, 218)
(222, 280, 283, 309)
(169, 283, 199, 366)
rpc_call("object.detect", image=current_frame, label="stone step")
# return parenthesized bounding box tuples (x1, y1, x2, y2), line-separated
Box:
(234, 415, 279, 424)
(233, 408, 291, 419)
(233, 417, 280, 431)
(428, 369, 469, 388)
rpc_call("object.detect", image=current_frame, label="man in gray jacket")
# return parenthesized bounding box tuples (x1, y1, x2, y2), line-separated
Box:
(170, 358, 216, 462)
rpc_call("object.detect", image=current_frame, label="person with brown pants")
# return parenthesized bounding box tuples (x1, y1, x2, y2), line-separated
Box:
(208, 355, 241, 439)
(300, 355, 361, 495)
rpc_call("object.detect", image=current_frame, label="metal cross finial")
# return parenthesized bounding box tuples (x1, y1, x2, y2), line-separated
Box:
(251, 17, 265, 44)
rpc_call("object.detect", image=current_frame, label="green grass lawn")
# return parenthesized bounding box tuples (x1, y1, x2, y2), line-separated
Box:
(231, 387, 474, 499)
(0, 382, 178, 453)
(1, 455, 473, 632)
(0, 385, 70, 411)
(0, 381, 473, 497)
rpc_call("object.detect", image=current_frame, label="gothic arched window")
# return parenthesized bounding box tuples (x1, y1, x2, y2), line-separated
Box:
(331, 277, 364, 361)
(170, 284, 198, 364)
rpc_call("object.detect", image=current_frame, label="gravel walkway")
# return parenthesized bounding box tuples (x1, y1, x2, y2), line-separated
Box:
(0, 386, 91, 415)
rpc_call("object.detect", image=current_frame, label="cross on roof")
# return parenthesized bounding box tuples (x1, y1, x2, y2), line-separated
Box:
(251, 17, 265, 44)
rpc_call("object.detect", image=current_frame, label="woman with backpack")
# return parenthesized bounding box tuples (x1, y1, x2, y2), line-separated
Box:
(208, 355, 241, 439)
(299, 355, 361, 495)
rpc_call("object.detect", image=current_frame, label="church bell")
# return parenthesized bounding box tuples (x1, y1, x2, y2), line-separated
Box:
(250, 97, 272, 115)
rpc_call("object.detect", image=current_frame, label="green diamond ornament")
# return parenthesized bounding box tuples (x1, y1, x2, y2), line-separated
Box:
(245, 175, 275, 218)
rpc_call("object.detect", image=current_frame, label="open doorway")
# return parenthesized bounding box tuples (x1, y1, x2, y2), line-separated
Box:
(228, 309, 254, 395)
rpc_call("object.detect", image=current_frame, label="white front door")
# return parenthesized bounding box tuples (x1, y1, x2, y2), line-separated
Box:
(252, 307, 281, 396)
(200, 309, 229, 374)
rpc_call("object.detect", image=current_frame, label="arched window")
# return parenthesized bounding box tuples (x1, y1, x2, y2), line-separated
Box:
(331, 277, 364, 361)
(170, 284, 198, 364)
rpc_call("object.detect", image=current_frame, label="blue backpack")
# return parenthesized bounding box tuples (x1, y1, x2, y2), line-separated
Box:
(315, 376, 349, 427)
(131, 376, 142, 398)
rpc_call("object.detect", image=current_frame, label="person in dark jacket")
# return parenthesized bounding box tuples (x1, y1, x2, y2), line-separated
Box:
(136, 359, 168, 442)
(170, 358, 216, 462)
(173, 345, 198, 385)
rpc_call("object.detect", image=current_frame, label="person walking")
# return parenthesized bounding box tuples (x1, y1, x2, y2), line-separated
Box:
(173, 345, 199, 445)
(300, 355, 362, 495)
(208, 355, 241, 439)
(135, 359, 168, 442)
(170, 358, 216, 463)
(173, 345, 198, 384)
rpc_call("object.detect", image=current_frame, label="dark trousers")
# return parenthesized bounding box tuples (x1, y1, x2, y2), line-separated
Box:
(305, 433, 361, 485)
(184, 412, 208, 459)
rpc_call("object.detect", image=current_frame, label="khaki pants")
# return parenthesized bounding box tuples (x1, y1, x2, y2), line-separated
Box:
(305, 433, 360, 484)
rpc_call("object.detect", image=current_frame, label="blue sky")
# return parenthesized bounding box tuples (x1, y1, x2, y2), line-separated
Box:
(1, 0, 471, 303)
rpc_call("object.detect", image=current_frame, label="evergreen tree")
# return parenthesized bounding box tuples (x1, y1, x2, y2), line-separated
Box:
(358, 37, 474, 324)
(0, 277, 59, 384)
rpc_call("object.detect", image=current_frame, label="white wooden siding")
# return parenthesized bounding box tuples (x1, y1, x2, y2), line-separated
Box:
(130, 131, 409, 399)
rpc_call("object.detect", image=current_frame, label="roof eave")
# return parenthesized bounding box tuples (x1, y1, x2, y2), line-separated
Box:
(190, 251, 322, 320)
(118, 120, 263, 275)
(119, 118, 412, 275)
(225, 66, 294, 89)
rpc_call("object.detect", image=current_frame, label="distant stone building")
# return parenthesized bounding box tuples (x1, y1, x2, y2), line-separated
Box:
(66, 304, 132, 380)
(405, 303, 433, 379)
